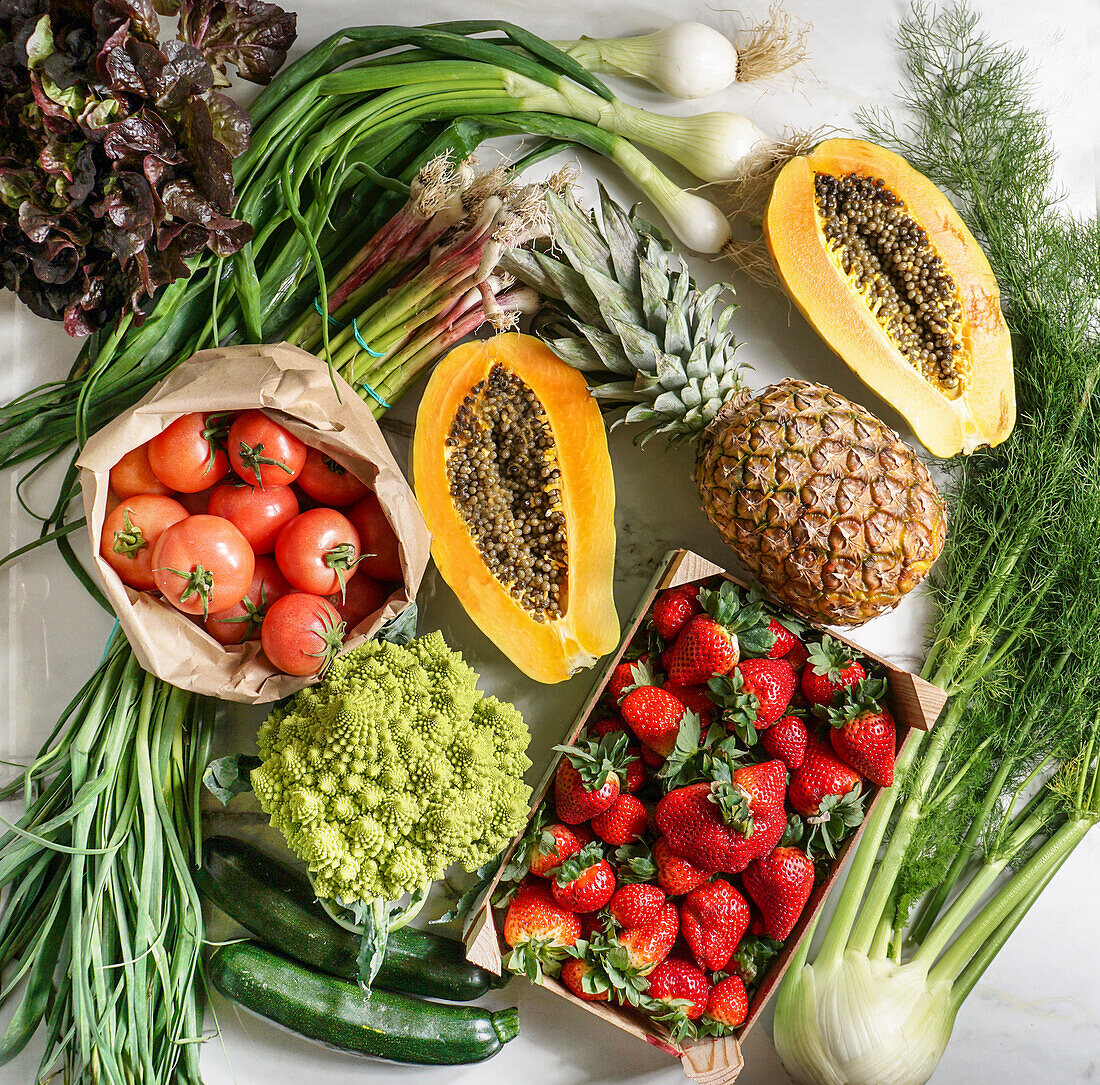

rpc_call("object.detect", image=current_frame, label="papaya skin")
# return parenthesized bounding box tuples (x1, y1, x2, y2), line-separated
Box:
(764, 138, 1015, 458)
(413, 333, 619, 684)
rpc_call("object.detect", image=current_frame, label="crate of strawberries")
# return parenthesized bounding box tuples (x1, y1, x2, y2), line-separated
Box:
(77, 342, 429, 702)
(462, 550, 945, 1082)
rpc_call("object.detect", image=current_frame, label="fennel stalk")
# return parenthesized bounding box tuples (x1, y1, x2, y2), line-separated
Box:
(774, 6, 1100, 1084)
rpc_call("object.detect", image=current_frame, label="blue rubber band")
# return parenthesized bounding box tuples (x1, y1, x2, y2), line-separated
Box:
(99, 619, 121, 664)
(359, 379, 391, 409)
(313, 296, 390, 408)
(352, 320, 385, 360)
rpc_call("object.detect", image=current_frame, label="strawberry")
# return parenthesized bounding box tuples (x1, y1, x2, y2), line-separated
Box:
(588, 714, 627, 740)
(801, 634, 866, 707)
(651, 585, 702, 640)
(654, 766, 788, 875)
(591, 794, 648, 846)
(560, 957, 610, 1001)
(646, 957, 711, 1024)
(825, 679, 896, 786)
(621, 686, 686, 757)
(617, 901, 679, 971)
(737, 659, 797, 724)
(652, 836, 709, 896)
(731, 760, 788, 816)
(552, 732, 631, 824)
(760, 715, 808, 771)
(552, 843, 616, 912)
(784, 639, 810, 672)
(608, 883, 666, 929)
(607, 654, 655, 706)
(662, 681, 715, 727)
(624, 748, 647, 792)
(766, 619, 799, 659)
(742, 847, 815, 941)
(639, 743, 665, 768)
(703, 975, 749, 1030)
(503, 880, 582, 980)
(788, 734, 863, 818)
(528, 822, 590, 877)
(680, 878, 750, 972)
(666, 615, 739, 686)
(578, 912, 603, 940)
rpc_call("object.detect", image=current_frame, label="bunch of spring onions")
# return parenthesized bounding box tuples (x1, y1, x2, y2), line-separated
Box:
(281, 153, 556, 415)
(773, 8, 1100, 1084)
(0, 631, 215, 1080)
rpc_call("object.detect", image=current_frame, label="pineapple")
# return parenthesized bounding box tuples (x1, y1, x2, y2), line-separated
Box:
(504, 186, 946, 625)
(694, 381, 946, 625)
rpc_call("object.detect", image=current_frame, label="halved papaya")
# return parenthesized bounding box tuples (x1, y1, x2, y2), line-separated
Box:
(764, 138, 1014, 457)
(413, 333, 619, 684)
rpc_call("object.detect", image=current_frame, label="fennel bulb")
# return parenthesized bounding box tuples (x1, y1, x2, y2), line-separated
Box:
(775, 954, 955, 1085)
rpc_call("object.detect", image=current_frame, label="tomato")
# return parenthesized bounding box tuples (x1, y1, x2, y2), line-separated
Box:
(109, 442, 173, 498)
(148, 412, 231, 493)
(347, 492, 402, 580)
(204, 556, 291, 645)
(228, 410, 306, 489)
(261, 593, 345, 677)
(176, 486, 216, 516)
(275, 508, 361, 597)
(152, 514, 255, 617)
(207, 480, 299, 555)
(327, 572, 389, 631)
(295, 448, 371, 506)
(100, 495, 189, 591)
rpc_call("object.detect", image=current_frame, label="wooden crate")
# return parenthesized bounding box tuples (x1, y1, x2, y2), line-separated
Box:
(464, 549, 947, 1084)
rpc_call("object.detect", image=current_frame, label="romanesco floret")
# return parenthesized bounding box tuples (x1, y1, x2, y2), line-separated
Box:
(251, 631, 532, 904)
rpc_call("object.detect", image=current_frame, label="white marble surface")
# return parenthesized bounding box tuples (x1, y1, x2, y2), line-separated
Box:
(1, 0, 1098, 1082)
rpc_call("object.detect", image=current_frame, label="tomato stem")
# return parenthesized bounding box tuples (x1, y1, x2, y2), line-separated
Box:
(235, 441, 294, 488)
(111, 511, 147, 557)
(160, 564, 214, 618)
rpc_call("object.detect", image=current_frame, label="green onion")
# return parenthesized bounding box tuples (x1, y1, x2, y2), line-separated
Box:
(0, 632, 216, 1080)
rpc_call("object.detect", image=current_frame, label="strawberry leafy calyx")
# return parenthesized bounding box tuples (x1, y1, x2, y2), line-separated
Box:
(708, 669, 762, 745)
(573, 936, 650, 1007)
(818, 676, 890, 728)
(613, 839, 657, 884)
(805, 784, 866, 859)
(806, 633, 859, 679)
(697, 582, 775, 657)
(554, 841, 605, 887)
(707, 773, 755, 838)
(732, 935, 784, 987)
(618, 655, 656, 698)
(643, 995, 700, 1041)
(553, 731, 631, 790)
(505, 936, 569, 982)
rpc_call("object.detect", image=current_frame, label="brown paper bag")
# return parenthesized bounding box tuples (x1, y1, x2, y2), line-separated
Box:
(77, 342, 430, 703)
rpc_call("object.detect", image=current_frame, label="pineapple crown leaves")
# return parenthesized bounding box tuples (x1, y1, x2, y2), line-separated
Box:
(805, 783, 866, 860)
(554, 841, 606, 887)
(554, 731, 631, 789)
(818, 676, 890, 728)
(806, 634, 861, 679)
(613, 839, 658, 885)
(502, 183, 748, 446)
(698, 583, 776, 658)
(708, 670, 762, 746)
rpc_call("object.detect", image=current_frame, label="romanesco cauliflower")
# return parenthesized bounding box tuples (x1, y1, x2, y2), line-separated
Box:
(251, 631, 532, 903)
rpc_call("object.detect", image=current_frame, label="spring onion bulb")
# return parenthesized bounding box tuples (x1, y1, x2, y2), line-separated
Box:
(502, 71, 770, 183)
(557, 11, 809, 98)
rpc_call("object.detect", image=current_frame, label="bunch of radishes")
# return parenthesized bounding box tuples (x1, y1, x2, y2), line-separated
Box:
(498, 579, 896, 1039)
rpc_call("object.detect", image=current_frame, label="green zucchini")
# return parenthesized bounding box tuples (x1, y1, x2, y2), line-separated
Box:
(195, 835, 505, 1001)
(208, 942, 519, 1064)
